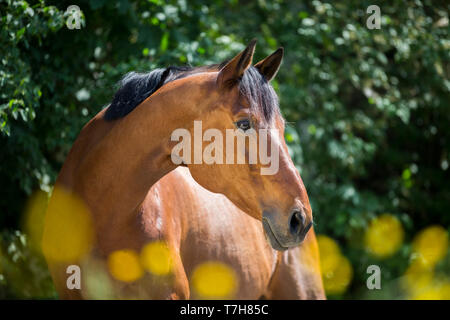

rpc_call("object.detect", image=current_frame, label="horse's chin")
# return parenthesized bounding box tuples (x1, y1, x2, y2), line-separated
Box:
(262, 218, 289, 251)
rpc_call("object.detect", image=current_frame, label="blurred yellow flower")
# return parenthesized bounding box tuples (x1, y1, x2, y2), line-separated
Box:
(42, 186, 94, 262)
(322, 255, 353, 295)
(23, 190, 48, 251)
(191, 261, 237, 299)
(402, 226, 449, 300)
(140, 241, 173, 276)
(365, 214, 404, 258)
(317, 235, 353, 295)
(402, 261, 434, 295)
(412, 225, 448, 268)
(317, 235, 341, 275)
(107, 249, 143, 283)
(410, 281, 450, 300)
(405, 267, 450, 300)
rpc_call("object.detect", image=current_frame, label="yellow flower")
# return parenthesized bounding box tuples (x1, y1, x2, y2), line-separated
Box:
(140, 241, 173, 276)
(317, 235, 353, 295)
(408, 276, 450, 300)
(412, 225, 448, 268)
(365, 214, 404, 258)
(191, 262, 237, 299)
(402, 261, 434, 295)
(107, 249, 143, 283)
(42, 186, 94, 262)
(322, 254, 353, 295)
(23, 190, 48, 252)
(317, 235, 341, 275)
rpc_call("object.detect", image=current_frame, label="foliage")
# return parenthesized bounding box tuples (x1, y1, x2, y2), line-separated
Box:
(0, 230, 56, 298)
(0, 0, 449, 298)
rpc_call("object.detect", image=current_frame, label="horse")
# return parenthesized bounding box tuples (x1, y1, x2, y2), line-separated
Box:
(42, 40, 324, 299)
(135, 167, 325, 299)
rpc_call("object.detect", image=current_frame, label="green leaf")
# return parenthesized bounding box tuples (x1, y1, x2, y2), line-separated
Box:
(160, 32, 169, 52)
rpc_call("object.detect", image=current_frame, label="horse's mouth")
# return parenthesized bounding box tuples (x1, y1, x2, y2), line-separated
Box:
(262, 218, 288, 251)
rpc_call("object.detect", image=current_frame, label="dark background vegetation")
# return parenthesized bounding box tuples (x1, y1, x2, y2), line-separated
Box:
(0, 0, 449, 299)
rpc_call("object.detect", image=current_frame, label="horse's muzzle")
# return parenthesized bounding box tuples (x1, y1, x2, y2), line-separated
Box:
(262, 209, 312, 251)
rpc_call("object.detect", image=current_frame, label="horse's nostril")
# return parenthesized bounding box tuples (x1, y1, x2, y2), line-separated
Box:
(289, 210, 305, 235)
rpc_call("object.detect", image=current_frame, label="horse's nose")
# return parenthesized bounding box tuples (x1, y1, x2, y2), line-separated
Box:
(289, 210, 312, 238)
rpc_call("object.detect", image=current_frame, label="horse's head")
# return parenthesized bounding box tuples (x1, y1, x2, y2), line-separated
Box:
(173, 41, 312, 251)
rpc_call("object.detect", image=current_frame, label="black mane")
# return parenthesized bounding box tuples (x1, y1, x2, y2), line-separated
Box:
(104, 63, 279, 122)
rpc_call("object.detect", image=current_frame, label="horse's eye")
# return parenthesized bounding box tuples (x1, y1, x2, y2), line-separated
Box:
(235, 119, 252, 131)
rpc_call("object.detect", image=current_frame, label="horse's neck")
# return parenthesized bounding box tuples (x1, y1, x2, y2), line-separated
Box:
(64, 73, 217, 223)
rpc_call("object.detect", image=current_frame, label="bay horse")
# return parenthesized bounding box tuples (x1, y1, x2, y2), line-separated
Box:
(42, 40, 324, 299)
(136, 167, 325, 299)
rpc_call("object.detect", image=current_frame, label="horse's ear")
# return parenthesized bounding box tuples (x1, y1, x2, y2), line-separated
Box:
(217, 39, 257, 89)
(254, 47, 283, 81)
